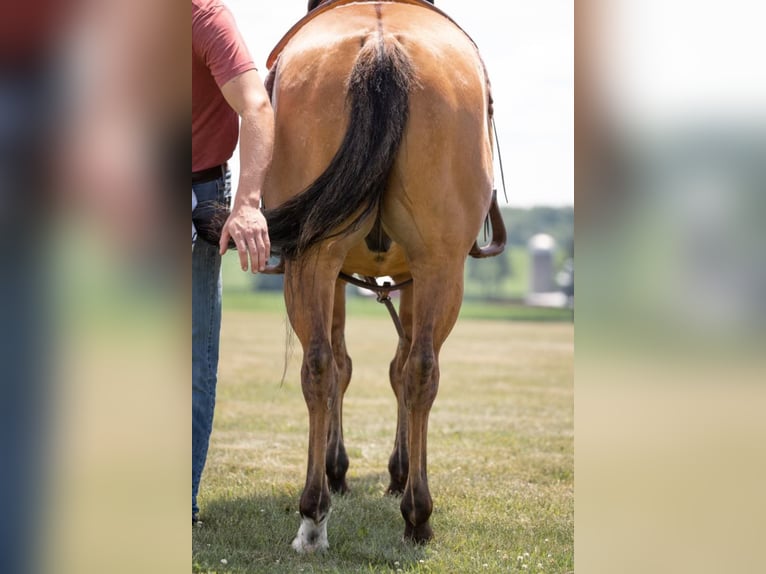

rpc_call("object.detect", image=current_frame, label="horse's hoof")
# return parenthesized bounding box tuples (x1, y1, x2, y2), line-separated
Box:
(328, 478, 349, 495)
(291, 514, 330, 554)
(403, 521, 433, 544)
(386, 478, 406, 496)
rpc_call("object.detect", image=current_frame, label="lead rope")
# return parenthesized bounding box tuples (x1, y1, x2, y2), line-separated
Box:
(369, 278, 407, 340)
(338, 272, 412, 339)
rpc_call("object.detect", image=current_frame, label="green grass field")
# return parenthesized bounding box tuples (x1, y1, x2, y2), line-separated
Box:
(193, 285, 573, 573)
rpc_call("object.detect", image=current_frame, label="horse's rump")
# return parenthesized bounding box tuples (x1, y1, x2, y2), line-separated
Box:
(263, 1, 493, 264)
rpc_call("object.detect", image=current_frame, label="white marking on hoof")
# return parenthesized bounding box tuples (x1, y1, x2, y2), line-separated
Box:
(291, 513, 330, 553)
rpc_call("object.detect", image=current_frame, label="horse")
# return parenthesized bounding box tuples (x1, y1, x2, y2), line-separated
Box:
(262, 0, 501, 552)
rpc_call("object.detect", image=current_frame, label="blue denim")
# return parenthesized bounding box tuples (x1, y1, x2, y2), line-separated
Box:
(1, 63, 56, 574)
(192, 170, 230, 518)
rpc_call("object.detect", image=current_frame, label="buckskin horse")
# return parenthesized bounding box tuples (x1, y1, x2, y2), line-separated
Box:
(261, 0, 504, 552)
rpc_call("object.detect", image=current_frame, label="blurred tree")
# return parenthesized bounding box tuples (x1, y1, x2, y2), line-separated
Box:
(464, 206, 572, 301)
(467, 249, 513, 298)
(502, 206, 573, 251)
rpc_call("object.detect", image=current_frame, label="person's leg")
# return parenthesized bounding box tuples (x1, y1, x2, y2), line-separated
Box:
(191, 174, 229, 521)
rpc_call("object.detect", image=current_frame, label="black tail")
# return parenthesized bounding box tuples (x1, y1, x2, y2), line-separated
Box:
(264, 35, 413, 259)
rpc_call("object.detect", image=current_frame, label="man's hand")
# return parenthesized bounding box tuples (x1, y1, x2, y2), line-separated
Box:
(219, 204, 271, 273)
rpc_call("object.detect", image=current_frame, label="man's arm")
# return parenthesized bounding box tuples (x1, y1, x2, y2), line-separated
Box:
(219, 69, 275, 273)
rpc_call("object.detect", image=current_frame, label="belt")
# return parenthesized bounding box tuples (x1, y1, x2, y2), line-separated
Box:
(192, 163, 227, 184)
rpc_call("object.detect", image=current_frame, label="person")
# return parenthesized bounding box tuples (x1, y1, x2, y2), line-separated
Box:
(192, 0, 274, 525)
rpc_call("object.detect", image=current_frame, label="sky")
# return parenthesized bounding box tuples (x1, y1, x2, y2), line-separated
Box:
(224, 0, 573, 207)
(598, 0, 766, 128)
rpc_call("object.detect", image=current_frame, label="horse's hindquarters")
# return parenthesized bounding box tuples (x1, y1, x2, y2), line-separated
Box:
(267, 1, 495, 551)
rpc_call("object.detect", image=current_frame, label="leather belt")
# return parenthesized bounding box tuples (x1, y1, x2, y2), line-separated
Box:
(192, 163, 227, 184)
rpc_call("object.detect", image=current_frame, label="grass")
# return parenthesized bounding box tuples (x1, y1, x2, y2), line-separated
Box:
(223, 289, 572, 323)
(193, 294, 573, 573)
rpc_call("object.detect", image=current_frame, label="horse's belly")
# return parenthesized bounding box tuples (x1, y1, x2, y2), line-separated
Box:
(341, 241, 410, 278)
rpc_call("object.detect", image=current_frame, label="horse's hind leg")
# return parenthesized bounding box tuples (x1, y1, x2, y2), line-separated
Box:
(387, 279, 413, 494)
(284, 257, 341, 553)
(400, 263, 465, 544)
(326, 279, 352, 494)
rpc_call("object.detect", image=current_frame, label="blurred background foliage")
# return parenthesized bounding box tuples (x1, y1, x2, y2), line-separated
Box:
(465, 206, 573, 301)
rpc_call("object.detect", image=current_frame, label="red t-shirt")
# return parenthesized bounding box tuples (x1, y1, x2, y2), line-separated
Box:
(192, 0, 256, 172)
(0, 1, 72, 63)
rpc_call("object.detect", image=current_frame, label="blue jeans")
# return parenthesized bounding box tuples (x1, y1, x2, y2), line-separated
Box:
(192, 170, 230, 517)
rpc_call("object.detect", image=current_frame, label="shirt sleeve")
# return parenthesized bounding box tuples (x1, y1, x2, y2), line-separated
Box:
(192, 2, 257, 88)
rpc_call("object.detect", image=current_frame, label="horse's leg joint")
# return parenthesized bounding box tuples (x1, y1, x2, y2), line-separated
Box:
(404, 346, 439, 409)
(400, 482, 434, 543)
(409, 347, 435, 380)
(299, 480, 331, 523)
(305, 340, 334, 380)
(387, 448, 409, 495)
(325, 423, 350, 495)
(302, 340, 336, 405)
